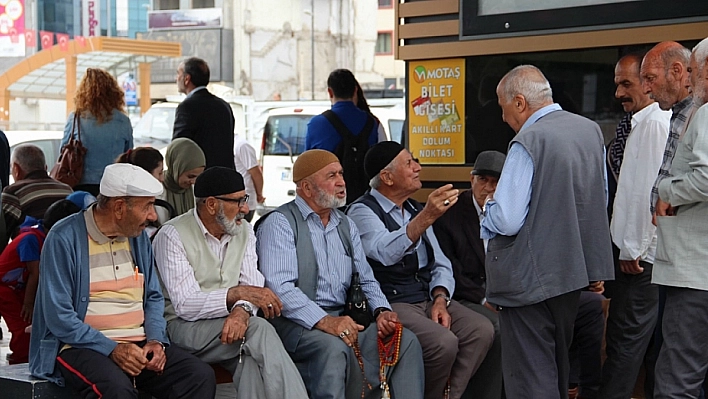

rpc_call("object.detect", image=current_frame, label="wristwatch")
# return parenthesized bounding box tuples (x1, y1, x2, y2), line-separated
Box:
(433, 293, 451, 307)
(231, 302, 254, 315)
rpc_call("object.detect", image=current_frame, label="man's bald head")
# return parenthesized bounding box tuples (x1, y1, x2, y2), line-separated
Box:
(496, 65, 554, 133)
(641, 41, 691, 110)
(690, 37, 708, 106)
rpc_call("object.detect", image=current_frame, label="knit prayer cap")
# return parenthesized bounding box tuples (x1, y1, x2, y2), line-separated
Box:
(292, 149, 340, 182)
(364, 141, 405, 179)
(193, 166, 245, 198)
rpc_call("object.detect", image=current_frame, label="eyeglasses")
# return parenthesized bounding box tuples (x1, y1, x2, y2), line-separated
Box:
(214, 194, 249, 207)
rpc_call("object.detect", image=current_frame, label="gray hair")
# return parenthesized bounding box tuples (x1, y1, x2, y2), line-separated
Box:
(11, 144, 46, 173)
(693, 37, 708, 73)
(661, 45, 691, 70)
(368, 157, 399, 189)
(497, 65, 553, 109)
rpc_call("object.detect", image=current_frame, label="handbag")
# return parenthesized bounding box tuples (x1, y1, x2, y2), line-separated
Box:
(50, 112, 87, 187)
(344, 272, 372, 329)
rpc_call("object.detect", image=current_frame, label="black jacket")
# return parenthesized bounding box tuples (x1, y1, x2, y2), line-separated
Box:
(172, 89, 236, 170)
(433, 190, 487, 304)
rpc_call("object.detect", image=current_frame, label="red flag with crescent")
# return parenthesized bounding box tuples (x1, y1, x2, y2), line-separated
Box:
(56, 33, 69, 52)
(24, 29, 35, 47)
(76, 35, 86, 47)
(39, 30, 53, 50)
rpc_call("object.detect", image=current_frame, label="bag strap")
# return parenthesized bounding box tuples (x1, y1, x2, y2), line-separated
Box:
(71, 112, 82, 143)
(322, 110, 375, 144)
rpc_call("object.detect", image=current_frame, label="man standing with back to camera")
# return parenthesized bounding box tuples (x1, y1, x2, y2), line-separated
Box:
(173, 57, 236, 170)
(481, 65, 614, 399)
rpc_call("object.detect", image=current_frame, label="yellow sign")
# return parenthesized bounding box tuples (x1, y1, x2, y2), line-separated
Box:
(408, 58, 465, 164)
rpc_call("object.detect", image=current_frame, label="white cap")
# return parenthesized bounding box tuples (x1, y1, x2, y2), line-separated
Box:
(100, 164, 163, 197)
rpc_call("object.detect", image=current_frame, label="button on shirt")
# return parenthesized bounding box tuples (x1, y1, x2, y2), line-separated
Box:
(256, 196, 390, 329)
(347, 189, 455, 297)
(610, 102, 670, 263)
(152, 209, 261, 322)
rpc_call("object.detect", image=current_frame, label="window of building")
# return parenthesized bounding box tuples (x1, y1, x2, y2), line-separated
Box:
(375, 32, 392, 55)
(192, 0, 215, 8)
(378, 0, 393, 8)
(154, 0, 179, 10)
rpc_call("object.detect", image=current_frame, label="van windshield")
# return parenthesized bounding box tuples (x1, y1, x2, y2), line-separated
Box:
(263, 115, 312, 156)
(133, 107, 175, 147)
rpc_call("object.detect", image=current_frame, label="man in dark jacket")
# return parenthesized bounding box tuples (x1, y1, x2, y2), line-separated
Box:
(172, 57, 236, 170)
(434, 150, 505, 399)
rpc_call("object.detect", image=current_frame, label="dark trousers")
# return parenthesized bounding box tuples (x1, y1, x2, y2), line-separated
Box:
(569, 291, 605, 399)
(499, 290, 580, 399)
(655, 287, 708, 398)
(56, 343, 216, 399)
(458, 299, 504, 399)
(598, 261, 658, 399)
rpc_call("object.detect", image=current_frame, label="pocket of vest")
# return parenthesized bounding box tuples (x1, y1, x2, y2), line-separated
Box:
(485, 244, 525, 296)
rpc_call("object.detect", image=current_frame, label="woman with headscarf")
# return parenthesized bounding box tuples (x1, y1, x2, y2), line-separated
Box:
(157, 138, 205, 224)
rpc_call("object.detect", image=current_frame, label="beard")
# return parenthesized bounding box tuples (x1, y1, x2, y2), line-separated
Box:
(312, 184, 346, 209)
(216, 205, 246, 236)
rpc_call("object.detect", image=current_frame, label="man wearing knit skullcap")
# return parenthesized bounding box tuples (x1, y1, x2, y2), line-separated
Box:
(256, 149, 425, 399)
(153, 166, 307, 398)
(348, 141, 495, 399)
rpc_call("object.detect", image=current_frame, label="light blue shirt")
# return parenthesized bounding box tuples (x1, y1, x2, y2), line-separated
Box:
(186, 86, 207, 98)
(256, 196, 390, 329)
(348, 189, 456, 297)
(481, 104, 608, 239)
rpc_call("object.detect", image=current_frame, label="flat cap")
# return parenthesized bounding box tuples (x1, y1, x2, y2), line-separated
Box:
(472, 151, 506, 178)
(100, 164, 163, 197)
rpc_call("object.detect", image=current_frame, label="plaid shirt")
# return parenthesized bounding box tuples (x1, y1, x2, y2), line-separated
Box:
(649, 95, 695, 213)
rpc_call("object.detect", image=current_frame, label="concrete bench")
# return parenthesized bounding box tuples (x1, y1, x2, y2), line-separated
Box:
(0, 364, 152, 398)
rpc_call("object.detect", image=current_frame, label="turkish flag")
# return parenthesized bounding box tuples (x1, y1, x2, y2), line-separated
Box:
(24, 30, 35, 47)
(39, 31, 54, 50)
(56, 33, 70, 52)
(9, 28, 19, 44)
(76, 35, 86, 47)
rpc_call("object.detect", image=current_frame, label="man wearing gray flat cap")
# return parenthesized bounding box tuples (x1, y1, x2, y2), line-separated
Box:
(153, 166, 306, 399)
(29, 163, 215, 399)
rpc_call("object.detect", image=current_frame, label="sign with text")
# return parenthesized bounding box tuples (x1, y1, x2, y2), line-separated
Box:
(408, 58, 465, 164)
(82, 0, 100, 37)
(0, 0, 25, 57)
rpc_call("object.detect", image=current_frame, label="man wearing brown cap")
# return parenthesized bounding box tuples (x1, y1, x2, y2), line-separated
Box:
(29, 164, 215, 399)
(348, 141, 494, 399)
(256, 149, 424, 399)
(152, 166, 307, 399)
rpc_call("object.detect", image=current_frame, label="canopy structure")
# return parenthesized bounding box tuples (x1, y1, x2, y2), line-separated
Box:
(0, 36, 182, 121)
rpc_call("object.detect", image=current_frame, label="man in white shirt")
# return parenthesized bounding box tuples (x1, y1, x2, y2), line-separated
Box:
(599, 53, 671, 399)
(233, 134, 265, 222)
(152, 166, 306, 399)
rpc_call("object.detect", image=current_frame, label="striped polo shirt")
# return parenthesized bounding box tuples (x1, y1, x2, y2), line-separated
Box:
(83, 206, 145, 342)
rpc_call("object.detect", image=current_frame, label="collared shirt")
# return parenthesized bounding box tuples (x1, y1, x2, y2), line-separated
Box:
(481, 104, 608, 239)
(186, 86, 207, 98)
(256, 196, 390, 329)
(347, 188, 456, 297)
(650, 95, 696, 213)
(610, 102, 671, 263)
(471, 197, 488, 253)
(152, 209, 261, 322)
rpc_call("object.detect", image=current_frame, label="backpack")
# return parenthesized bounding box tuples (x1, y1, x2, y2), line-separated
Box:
(322, 110, 375, 205)
(50, 112, 87, 188)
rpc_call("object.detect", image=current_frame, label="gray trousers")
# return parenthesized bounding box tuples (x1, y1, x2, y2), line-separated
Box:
(499, 290, 580, 399)
(654, 286, 708, 399)
(457, 299, 503, 399)
(270, 316, 424, 399)
(599, 261, 658, 399)
(392, 299, 495, 399)
(167, 316, 307, 399)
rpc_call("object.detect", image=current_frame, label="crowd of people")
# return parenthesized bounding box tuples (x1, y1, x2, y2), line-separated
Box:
(0, 37, 705, 399)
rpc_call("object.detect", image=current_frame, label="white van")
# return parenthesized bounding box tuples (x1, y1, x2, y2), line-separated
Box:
(259, 105, 405, 213)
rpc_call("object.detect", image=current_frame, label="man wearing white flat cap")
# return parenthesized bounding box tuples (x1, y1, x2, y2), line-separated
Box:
(29, 163, 215, 399)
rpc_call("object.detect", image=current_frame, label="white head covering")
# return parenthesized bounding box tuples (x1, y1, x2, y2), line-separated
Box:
(100, 164, 164, 197)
